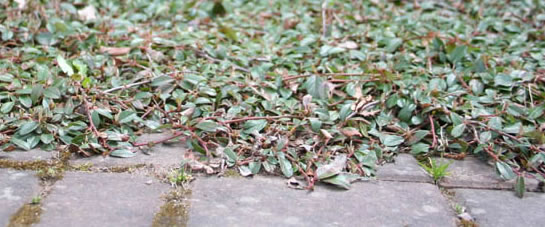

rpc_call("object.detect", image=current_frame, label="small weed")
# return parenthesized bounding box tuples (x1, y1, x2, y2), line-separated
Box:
(36, 167, 63, 180)
(31, 196, 41, 205)
(454, 203, 464, 214)
(420, 157, 452, 183)
(168, 161, 193, 187)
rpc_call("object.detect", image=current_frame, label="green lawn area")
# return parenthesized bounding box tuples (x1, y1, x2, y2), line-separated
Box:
(0, 0, 544, 190)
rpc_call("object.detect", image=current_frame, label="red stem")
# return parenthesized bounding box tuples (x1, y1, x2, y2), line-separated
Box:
(429, 115, 437, 149)
(133, 131, 185, 147)
(285, 153, 315, 190)
(283, 72, 381, 81)
(222, 115, 301, 124)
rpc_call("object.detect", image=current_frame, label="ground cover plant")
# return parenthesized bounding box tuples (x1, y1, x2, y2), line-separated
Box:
(0, 0, 544, 191)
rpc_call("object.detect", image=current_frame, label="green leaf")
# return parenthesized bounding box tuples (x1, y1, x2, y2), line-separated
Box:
(381, 135, 404, 147)
(19, 96, 32, 108)
(190, 139, 206, 155)
(19, 121, 39, 135)
(56, 55, 74, 76)
(321, 173, 352, 190)
(528, 105, 544, 120)
(219, 25, 238, 41)
(223, 147, 238, 164)
(316, 154, 347, 179)
(494, 74, 513, 87)
(95, 108, 113, 119)
(243, 120, 267, 134)
(10, 137, 31, 150)
(339, 104, 353, 121)
(386, 38, 403, 53)
(320, 45, 346, 56)
(277, 152, 293, 178)
(451, 124, 466, 138)
(44, 87, 61, 99)
(40, 134, 55, 144)
(488, 117, 503, 130)
(91, 111, 101, 128)
(479, 131, 492, 143)
(0, 73, 14, 82)
(238, 166, 252, 176)
(16, 88, 32, 95)
(151, 75, 174, 87)
(449, 45, 467, 64)
(530, 153, 545, 166)
(73, 60, 88, 76)
(469, 79, 484, 95)
(118, 111, 137, 124)
(82, 77, 92, 89)
(1, 102, 14, 113)
(304, 75, 327, 100)
(249, 161, 261, 174)
(450, 112, 463, 126)
(31, 85, 43, 103)
(110, 149, 136, 158)
(309, 118, 322, 132)
(515, 175, 525, 198)
(210, 1, 227, 18)
(407, 130, 429, 145)
(195, 121, 220, 132)
(411, 143, 430, 155)
(27, 136, 40, 149)
(35, 32, 56, 46)
(495, 161, 516, 180)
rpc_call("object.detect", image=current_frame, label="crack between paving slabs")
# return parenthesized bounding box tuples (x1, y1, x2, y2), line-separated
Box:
(3, 152, 71, 226)
(69, 160, 193, 226)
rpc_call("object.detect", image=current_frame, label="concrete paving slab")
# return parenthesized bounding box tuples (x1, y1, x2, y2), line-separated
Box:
(453, 189, 545, 227)
(70, 133, 187, 169)
(376, 153, 432, 183)
(439, 157, 541, 191)
(187, 176, 456, 227)
(0, 169, 40, 226)
(37, 172, 169, 227)
(0, 149, 54, 162)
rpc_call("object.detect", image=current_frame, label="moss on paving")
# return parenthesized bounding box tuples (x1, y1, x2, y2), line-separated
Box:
(152, 188, 192, 227)
(222, 169, 241, 178)
(0, 151, 71, 180)
(0, 160, 51, 171)
(7, 204, 43, 227)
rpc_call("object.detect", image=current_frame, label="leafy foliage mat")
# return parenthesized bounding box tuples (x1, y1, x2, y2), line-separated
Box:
(1, 0, 544, 190)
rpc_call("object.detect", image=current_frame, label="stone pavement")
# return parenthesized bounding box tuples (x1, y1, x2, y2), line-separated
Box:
(1, 134, 544, 227)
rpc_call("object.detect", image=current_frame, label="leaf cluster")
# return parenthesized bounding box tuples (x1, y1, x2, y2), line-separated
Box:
(0, 0, 544, 189)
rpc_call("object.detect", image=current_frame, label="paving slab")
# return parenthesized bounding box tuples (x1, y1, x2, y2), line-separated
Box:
(70, 133, 187, 169)
(0, 169, 41, 226)
(0, 149, 55, 162)
(37, 172, 169, 227)
(376, 153, 432, 183)
(439, 157, 541, 191)
(454, 189, 545, 227)
(187, 176, 456, 227)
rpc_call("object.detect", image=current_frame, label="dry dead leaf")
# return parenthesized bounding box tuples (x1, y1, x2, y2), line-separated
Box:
(146, 48, 165, 62)
(286, 177, 306, 190)
(78, 5, 97, 21)
(283, 18, 299, 29)
(15, 0, 26, 10)
(316, 154, 347, 179)
(320, 129, 333, 139)
(337, 41, 358, 49)
(340, 127, 362, 137)
(99, 47, 131, 56)
(359, 109, 380, 117)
